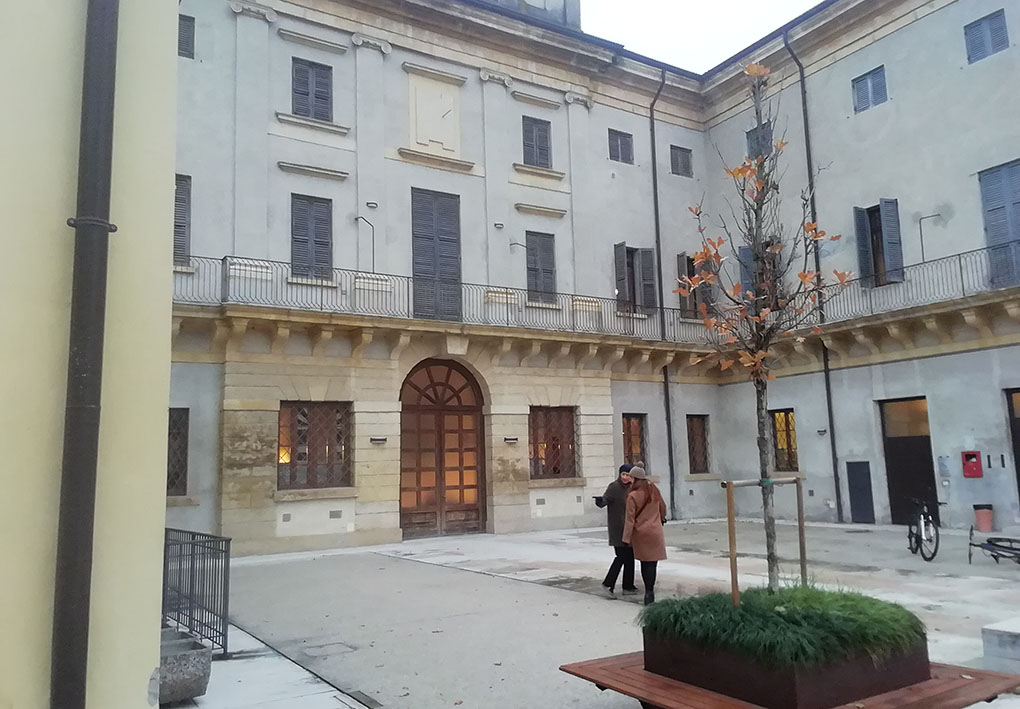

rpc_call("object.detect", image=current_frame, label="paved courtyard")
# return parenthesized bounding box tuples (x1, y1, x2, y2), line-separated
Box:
(223, 520, 1020, 708)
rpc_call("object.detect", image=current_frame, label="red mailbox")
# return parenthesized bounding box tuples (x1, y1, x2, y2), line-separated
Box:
(962, 451, 983, 478)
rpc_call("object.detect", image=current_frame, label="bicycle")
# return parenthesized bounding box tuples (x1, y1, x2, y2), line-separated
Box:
(907, 497, 946, 561)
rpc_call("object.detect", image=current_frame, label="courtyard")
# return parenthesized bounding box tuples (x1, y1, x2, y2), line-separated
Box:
(218, 520, 1020, 708)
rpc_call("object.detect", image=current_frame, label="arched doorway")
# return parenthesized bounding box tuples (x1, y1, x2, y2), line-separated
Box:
(400, 359, 485, 537)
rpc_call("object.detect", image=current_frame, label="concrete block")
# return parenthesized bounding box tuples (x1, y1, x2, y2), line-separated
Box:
(983, 617, 1020, 661)
(159, 638, 211, 704)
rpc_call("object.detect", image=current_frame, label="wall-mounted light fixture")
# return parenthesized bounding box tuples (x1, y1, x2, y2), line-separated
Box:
(354, 215, 376, 272)
(365, 201, 379, 209)
(494, 222, 504, 229)
(370, 436, 387, 444)
(504, 436, 519, 444)
(816, 429, 827, 436)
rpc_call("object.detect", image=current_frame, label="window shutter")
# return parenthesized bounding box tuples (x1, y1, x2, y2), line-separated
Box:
(539, 233, 556, 298)
(526, 232, 541, 297)
(312, 63, 332, 122)
(622, 134, 634, 164)
(292, 60, 311, 117)
(854, 206, 875, 284)
(852, 75, 870, 112)
(979, 164, 1018, 286)
(310, 198, 332, 279)
(608, 131, 620, 162)
(746, 123, 773, 159)
(435, 193, 462, 320)
(671, 147, 692, 177)
(738, 245, 754, 295)
(989, 10, 1010, 54)
(870, 67, 888, 106)
(173, 175, 191, 266)
(535, 121, 551, 169)
(965, 19, 990, 62)
(178, 15, 195, 59)
(614, 242, 630, 307)
(637, 248, 657, 309)
(291, 195, 312, 277)
(522, 118, 537, 167)
(411, 190, 439, 318)
(879, 198, 903, 282)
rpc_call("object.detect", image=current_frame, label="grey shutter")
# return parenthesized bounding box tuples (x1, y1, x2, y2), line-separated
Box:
(522, 118, 537, 167)
(178, 15, 195, 59)
(637, 248, 657, 310)
(879, 198, 903, 282)
(614, 242, 630, 308)
(979, 164, 1018, 286)
(746, 123, 773, 158)
(852, 75, 870, 112)
(870, 67, 888, 106)
(535, 120, 551, 168)
(989, 10, 1010, 54)
(965, 18, 990, 62)
(435, 192, 462, 320)
(854, 206, 875, 284)
(291, 195, 312, 277)
(526, 233, 540, 297)
(738, 245, 754, 295)
(173, 175, 191, 266)
(411, 189, 438, 318)
(671, 147, 692, 177)
(622, 134, 633, 164)
(310, 198, 332, 279)
(678, 253, 696, 313)
(527, 232, 556, 302)
(312, 63, 332, 122)
(292, 60, 311, 117)
(608, 131, 620, 162)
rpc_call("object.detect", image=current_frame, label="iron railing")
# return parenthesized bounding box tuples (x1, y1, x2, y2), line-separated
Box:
(162, 528, 231, 655)
(173, 242, 1020, 344)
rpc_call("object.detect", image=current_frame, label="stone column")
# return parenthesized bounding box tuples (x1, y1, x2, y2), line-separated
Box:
(485, 405, 532, 533)
(219, 406, 279, 551)
(479, 69, 513, 285)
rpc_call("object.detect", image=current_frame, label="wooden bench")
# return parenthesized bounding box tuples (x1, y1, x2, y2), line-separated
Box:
(560, 652, 1020, 709)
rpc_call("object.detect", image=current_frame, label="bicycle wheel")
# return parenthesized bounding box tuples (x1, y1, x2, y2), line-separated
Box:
(907, 524, 920, 554)
(919, 516, 940, 561)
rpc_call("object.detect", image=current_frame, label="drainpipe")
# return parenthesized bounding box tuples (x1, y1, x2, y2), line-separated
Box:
(52, 0, 120, 706)
(784, 31, 845, 523)
(648, 68, 678, 520)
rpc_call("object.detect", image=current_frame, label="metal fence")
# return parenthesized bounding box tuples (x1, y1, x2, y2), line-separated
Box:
(162, 528, 231, 655)
(174, 242, 1020, 344)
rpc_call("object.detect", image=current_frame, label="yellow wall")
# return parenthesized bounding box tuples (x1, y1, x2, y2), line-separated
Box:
(0, 1, 176, 707)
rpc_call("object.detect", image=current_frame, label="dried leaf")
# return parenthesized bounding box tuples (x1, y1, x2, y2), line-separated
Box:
(719, 359, 734, 371)
(812, 325, 823, 335)
(767, 243, 785, 254)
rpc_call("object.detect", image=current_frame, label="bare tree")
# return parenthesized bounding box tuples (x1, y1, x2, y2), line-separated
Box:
(676, 64, 848, 592)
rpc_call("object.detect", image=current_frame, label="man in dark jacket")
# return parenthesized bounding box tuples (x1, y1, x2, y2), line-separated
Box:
(594, 464, 638, 598)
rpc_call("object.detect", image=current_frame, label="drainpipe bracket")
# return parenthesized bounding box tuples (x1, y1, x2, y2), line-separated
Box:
(67, 216, 118, 233)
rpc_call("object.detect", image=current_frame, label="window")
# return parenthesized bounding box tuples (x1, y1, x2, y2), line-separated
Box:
(966, 10, 1009, 63)
(608, 129, 634, 164)
(178, 15, 195, 59)
(614, 242, 657, 312)
(771, 409, 798, 472)
(278, 402, 353, 489)
(686, 415, 710, 475)
(292, 58, 332, 122)
(167, 408, 189, 496)
(522, 116, 552, 169)
(291, 194, 332, 279)
(738, 243, 783, 308)
(174, 174, 191, 266)
(678, 252, 716, 317)
(670, 146, 693, 177)
(978, 160, 1020, 286)
(852, 66, 887, 113)
(745, 121, 773, 159)
(526, 231, 556, 303)
(529, 407, 577, 479)
(853, 199, 903, 287)
(622, 414, 646, 466)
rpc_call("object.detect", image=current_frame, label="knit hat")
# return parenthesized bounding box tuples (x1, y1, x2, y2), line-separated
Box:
(629, 466, 648, 479)
(619, 463, 634, 475)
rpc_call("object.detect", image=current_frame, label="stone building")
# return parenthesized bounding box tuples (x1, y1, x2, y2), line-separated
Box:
(168, 0, 1020, 554)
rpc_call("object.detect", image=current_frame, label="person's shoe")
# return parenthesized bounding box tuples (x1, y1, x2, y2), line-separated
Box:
(601, 585, 617, 599)
(621, 587, 640, 596)
(644, 592, 655, 606)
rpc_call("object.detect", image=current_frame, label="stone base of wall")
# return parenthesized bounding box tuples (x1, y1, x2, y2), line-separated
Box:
(232, 526, 402, 556)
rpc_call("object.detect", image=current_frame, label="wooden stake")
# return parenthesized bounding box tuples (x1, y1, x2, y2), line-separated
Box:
(725, 482, 739, 606)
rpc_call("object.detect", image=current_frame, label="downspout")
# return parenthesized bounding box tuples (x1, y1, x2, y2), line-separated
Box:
(783, 31, 845, 522)
(52, 0, 120, 706)
(648, 68, 678, 520)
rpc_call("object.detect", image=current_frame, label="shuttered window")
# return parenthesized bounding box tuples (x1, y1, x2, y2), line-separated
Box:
(979, 160, 1020, 286)
(608, 129, 634, 164)
(178, 15, 195, 59)
(412, 188, 462, 320)
(529, 407, 577, 479)
(614, 243, 657, 311)
(852, 66, 888, 113)
(526, 231, 556, 303)
(670, 146, 693, 177)
(771, 409, 798, 472)
(173, 174, 191, 266)
(853, 199, 903, 287)
(677, 253, 697, 315)
(291, 194, 333, 279)
(522, 116, 552, 169)
(965, 10, 1009, 63)
(167, 408, 189, 496)
(745, 121, 773, 160)
(686, 415, 710, 475)
(292, 58, 332, 122)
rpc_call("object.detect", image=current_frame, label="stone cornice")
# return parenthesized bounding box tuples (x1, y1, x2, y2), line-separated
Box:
(351, 32, 392, 55)
(396, 147, 475, 172)
(277, 161, 350, 181)
(514, 202, 567, 219)
(277, 27, 348, 54)
(510, 90, 561, 110)
(275, 112, 351, 136)
(565, 91, 593, 110)
(479, 68, 513, 88)
(512, 163, 565, 181)
(229, 1, 277, 22)
(402, 61, 467, 86)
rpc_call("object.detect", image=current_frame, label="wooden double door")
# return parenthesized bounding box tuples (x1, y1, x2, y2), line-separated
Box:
(400, 360, 485, 537)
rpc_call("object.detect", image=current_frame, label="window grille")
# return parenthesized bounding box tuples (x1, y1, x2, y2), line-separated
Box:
(771, 409, 799, 471)
(278, 402, 354, 489)
(529, 407, 577, 479)
(167, 408, 189, 496)
(686, 414, 710, 475)
(622, 414, 646, 466)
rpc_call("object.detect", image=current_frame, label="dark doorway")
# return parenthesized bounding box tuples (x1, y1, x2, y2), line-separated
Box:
(846, 461, 876, 524)
(1007, 390, 1020, 509)
(880, 398, 938, 525)
(399, 360, 485, 537)
(411, 188, 461, 321)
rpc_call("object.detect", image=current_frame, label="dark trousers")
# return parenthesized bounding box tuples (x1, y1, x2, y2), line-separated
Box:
(640, 561, 658, 596)
(602, 545, 636, 590)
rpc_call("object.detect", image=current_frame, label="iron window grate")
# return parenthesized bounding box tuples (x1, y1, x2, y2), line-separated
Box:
(529, 407, 578, 479)
(167, 408, 189, 496)
(278, 402, 354, 489)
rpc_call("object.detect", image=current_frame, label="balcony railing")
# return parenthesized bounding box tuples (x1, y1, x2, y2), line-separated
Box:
(173, 242, 1020, 345)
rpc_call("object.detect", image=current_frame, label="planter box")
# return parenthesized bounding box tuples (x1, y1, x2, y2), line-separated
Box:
(643, 629, 930, 709)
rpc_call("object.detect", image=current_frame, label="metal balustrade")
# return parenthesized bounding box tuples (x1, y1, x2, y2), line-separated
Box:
(173, 242, 1020, 345)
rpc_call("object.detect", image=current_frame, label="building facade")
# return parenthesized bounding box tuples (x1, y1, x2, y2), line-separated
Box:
(168, 0, 1020, 554)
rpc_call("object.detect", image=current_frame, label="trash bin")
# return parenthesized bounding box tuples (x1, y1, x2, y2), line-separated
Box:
(973, 504, 994, 533)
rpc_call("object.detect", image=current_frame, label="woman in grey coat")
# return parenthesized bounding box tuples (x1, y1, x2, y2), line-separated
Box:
(594, 463, 638, 598)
